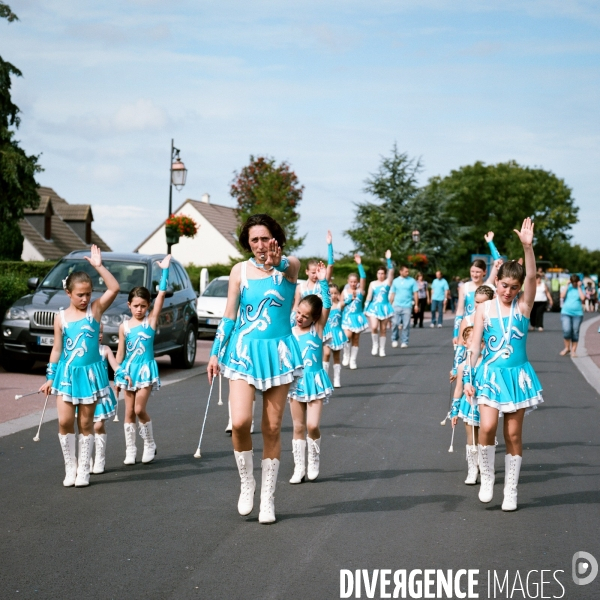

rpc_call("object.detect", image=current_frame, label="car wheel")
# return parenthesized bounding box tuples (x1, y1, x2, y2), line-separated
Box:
(1, 355, 36, 373)
(170, 324, 197, 369)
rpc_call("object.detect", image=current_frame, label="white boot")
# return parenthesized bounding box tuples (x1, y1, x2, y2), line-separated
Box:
(75, 434, 94, 487)
(307, 437, 321, 480)
(234, 450, 256, 515)
(123, 423, 137, 465)
(333, 364, 342, 388)
(349, 346, 359, 370)
(342, 343, 350, 367)
(379, 336, 387, 357)
(289, 439, 306, 484)
(322, 360, 330, 374)
(92, 433, 107, 474)
(371, 333, 379, 356)
(226, 400, 232, 434)
(465, 444, 479, 485)
(478, 444, 495, 503)
(138, 421, 157, 463)
(502, 454, 522, 511)
(258, 458, 280, 524)
(59, 433, 77, 487)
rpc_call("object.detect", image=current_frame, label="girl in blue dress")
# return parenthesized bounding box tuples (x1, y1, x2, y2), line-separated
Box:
(323, 283, 348, 388)
(465, 218, 543, 512)
(115, 255, 171, 466)
(288, 262, 333, 484)
(364, 250, 394, 357)
(40, 245, 120, 488)
(207, 214, 304, 524)
(341, 254, 368, 369)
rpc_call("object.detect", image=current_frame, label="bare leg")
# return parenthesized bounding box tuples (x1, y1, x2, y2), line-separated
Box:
(368, 316, 379, 334)
(379, 319, 388, 335)
(560, 339, 571, 356)
(230, 379, 255, 452)
(323, 346, 331, 363)
(76, 404, 96, 436)
(124, 390, 137, 424)
(306, 400, 324, 440)
(503, 409, 525, 456)
(289, 399, 307, 441)
(464, 422, 479, 446)
(332, 349, 341, 365)
(571, 342, 578, 357)
(478, 405, 499, 446)
(133, 386, 152, 424)
(57, 396, 76, 435)
(262, 383, 291, 459)
(351, 332, 360, 347)
(94, 421, 106, 434)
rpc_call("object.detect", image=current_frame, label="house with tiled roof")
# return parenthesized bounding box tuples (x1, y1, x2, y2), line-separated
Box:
(19, 187, 111, 261)
(135, 194, 242, 266)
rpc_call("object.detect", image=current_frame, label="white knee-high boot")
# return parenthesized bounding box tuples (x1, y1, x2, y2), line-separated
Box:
(502, 454, 522, 511)
(75, 434, 94, 487)
(350, 346, 359, 370)
(259, 458, 280, 523)
(379, 336, 387, 357)
(465, 444, 479, 485)
(234, 450, 256, 515)
(59, 433, 77, 487)
(123, 422, 137, 465)
(371, 333, 379, 355)
(342, 343, 350, 367)
(322, 360, 330, 374)
(478, 444, 495, 503)
(92, 433, 107, 474)
(333, 364, 342, 388)
(138, 421, 157, 463)
(289, 439, 306, 484)
(307, 437, 321, 480)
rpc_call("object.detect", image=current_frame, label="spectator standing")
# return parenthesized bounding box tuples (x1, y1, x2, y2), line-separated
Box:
(449, 276, 460, 313)
(413, 273, 429, 328)
(560, 274, 585, 357)
(585, 281, 597, 312)
(430, 270, 450, 328)
(530, 273, 553, 331)
(389, 265, 419, 349)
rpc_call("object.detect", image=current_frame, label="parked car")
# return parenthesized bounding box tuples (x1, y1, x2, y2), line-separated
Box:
(1, 251, 198, 372)
(197, 276, 228, 335)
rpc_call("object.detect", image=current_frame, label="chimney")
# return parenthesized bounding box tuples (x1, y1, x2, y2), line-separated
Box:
(201, 193, 210, 204)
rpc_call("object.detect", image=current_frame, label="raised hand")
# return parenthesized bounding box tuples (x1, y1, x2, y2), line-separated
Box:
(158, 254, 172, 269)
(316, 261, 327, 281)
(84, 244, 102, 268)
(513, 217, 534, 247)
(493, 258, 504, 270)
(354, 253, 362, 265)
(265, 238, 282, 268)
(326, 230, 332, 245)
(385, 249, 391, 260)
(484, 231, 495, 243)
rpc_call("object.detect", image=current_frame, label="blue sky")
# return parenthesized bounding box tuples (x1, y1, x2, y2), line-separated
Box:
(2, 0, 599, 257)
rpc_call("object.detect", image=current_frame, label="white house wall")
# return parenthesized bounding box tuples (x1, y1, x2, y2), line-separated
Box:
(21, 237, 46, 262)
(136, 203, 242, 266)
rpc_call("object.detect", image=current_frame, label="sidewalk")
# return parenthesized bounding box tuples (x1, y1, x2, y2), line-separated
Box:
(0, 340, 211, 437)
(572, 314, 600, 394)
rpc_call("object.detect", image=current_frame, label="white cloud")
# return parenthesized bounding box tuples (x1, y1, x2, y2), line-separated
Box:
(113, 99, 168, 132)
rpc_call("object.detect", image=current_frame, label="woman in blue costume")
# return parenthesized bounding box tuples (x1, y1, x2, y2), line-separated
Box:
(341, 254, 368, 370)
(288, 261, 333, 484)
(465, 218, 543, 512)
(40, 245, 120, 488)
(115, 255, 171, 466)
(208, 214, 304, 524)
(364, 250, 394, 357)
(323, 283, 348, 388)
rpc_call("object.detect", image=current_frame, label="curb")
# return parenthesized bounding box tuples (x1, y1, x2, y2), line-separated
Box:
(571, 314, 600, 395)
(0, 364, 208, 439)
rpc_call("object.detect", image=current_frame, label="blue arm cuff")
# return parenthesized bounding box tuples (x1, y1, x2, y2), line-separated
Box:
(274, 257, 290, 273)
(320, 280, 331, 309)
(358, 264, 366, 279)
(386, 258, 393, 270)
(210, 317, 235, 358)
(453, 315, 463, 338)
(327, 243, 334, 266)
(159, 268, 169, 292)
(487, 240, 501, 261)
(450, 399, 460, 418)
(46, 362, 58, 381)
(451, 345, 466, 376)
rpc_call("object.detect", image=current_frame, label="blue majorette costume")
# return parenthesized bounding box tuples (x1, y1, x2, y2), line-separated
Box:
(364, 282, 394, 320)
(115, 317, 160, 391)
(323, 306, 348, 351)
(93, 345, 118, 422)
(341, 285, 369, 334)
(212, 260, 303, 391)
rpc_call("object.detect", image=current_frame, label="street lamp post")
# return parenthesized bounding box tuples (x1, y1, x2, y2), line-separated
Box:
(167, 138, 188, 254)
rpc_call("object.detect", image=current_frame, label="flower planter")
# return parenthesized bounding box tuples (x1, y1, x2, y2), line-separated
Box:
(166, 228, 180, 245)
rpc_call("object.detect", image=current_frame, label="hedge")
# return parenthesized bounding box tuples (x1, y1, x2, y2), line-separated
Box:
(0, 261, 57, 319)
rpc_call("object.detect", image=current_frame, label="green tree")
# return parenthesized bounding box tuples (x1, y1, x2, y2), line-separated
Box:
(0, 2, 43, 260)
(230, 155, 305, 253)
(430, 161, 578, 270)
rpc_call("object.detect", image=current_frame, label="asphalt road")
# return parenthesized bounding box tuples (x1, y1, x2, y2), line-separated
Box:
(1, 313, 599, 600)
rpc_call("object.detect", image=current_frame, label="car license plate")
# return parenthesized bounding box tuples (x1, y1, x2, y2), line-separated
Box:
(207, 318, 221, 326)
(38, 336, 54, 346)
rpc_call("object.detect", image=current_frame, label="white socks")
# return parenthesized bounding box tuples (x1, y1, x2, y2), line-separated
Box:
(349, 346, 359, 369)
(333, 364, 341, 387)
(379, 336, 386, 357)
(371, 333, 379, 355)
(234, 450, 256, 515)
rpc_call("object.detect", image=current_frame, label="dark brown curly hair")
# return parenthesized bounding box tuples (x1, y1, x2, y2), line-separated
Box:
(238, 214, 286, 252)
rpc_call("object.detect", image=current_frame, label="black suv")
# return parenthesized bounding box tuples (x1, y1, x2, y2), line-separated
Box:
(1, 251, 198, 372)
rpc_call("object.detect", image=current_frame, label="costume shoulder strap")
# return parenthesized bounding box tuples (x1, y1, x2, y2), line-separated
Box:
(86, 303, 93, 321)
(124, 318, 130, 335)
(240, 261, 249, 291)
(59, 308, 66, 329)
